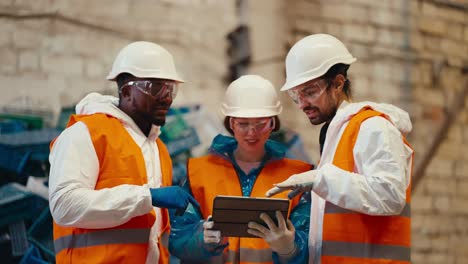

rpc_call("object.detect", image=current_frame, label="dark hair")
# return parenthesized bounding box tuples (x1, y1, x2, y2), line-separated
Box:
(323, 63, 352, 98)
(116, 73, 135, 91)
(115, 73, 136, 100)
(223, 116, 281, 135)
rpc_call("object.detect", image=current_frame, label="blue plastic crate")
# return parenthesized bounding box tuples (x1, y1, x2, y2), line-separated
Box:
(56, 107, 75, 131)
(19, 244, 50, 264)
(27, 207, 54, 263)
(167, 105, 200, 116)
(0, 113, 43, 130)
(0, 183, 45, 259)
(0, 119, 27, 134)
(160, 117, 190, 142)
(9, 220, 29, 256)
(0, 145, 31, 176)
(0, 183, 48, 226)
(171, 162, 187, 187)
(164, 127, 200, 157)
(0, 183, 36, 227)
(0, 128, 61, 162)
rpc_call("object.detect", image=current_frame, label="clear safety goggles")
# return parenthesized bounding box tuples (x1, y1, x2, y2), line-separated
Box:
(230, 117, 275, 134)
(123, 80, 178, 99)
(287, 79, 328, 104)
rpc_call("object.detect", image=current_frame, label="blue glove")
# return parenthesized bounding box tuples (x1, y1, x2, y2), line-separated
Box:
(150, 186, 200, 210)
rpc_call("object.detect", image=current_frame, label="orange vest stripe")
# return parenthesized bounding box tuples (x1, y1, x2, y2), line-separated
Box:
(189, 155, 312, 264)
(52, 114, 172, 264)
(323, 213, 411, 245)
(322, 108, 412, 264)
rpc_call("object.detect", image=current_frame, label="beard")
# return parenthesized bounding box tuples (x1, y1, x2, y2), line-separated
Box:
(305, 93, 339, 125)
(152, 117, 166, 126)
(131, 99, 169, 127)
(308, 107, 337, 125)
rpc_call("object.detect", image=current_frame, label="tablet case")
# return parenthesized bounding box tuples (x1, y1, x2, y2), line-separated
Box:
(212, 195, 290, 238)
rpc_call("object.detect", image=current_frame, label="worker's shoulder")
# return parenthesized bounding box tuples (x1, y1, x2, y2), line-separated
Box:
(356, 116, 404, 146)
(189, 154, 223, 163)
(359, 115, 399, 133)
(271, 158, 313, 170)
(71, 113, 121, 130)
(73, 113, 117, 123)
(188, 154, 230, 167)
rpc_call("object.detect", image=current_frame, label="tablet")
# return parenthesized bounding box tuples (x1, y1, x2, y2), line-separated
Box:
(211, 195, 290, 238)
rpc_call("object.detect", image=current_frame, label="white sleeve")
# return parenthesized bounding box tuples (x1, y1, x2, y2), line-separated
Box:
(313, 116, 411, 216)
(48, 122, 153, 229)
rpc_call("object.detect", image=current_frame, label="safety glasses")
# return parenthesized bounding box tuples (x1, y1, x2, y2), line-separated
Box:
(287, 79, 328, 104)
(230, 117, 275, 134)
(123, 80, 178, 99)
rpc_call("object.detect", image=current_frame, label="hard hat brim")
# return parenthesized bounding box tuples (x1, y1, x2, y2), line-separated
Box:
(221, 108, 282, 118)
(281, 57, 356, 92)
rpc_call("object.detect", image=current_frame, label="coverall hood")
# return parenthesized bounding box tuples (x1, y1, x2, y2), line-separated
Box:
(337, 101, 412, 136)
(75, 92, 161, 136)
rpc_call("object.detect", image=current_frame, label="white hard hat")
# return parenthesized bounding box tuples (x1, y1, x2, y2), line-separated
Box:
(221, 75, 282, 118)
(106, 41, 184, 82)
(281, 34, 356, 91)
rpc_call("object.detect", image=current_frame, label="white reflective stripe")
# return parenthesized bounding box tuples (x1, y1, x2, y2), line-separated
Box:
(54, 228, 150, 254)
(322, 241, 410, 261)
(325, 202, 411, 217)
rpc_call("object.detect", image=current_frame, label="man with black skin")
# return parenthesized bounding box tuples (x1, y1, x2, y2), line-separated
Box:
(49, 41, 199, 264)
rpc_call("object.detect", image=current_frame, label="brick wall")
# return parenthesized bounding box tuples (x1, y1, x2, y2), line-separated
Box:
(0, 0, 237, 125)
(1, 0, 467, 263)
(410, 2, 468, 260)
(280, 0, 468, 263)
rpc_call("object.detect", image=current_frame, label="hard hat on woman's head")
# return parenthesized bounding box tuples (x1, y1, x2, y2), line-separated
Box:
(106, 41, 184, 83)
(282, 34, 356, 91)
(221, 75, 282, 118)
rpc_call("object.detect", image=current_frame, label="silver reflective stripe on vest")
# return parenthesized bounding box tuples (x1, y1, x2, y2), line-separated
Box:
(161, 231, 169, 248)
(240, 248, 272, 262)
(322, 241, 411, 261)
(325, 202, 411, 217)
(225, 248, 272, 263)
(226, 250, 238, 263)
(54, 228, 150, 254)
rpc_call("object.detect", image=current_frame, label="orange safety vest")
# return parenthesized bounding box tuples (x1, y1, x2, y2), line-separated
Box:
(321, 108, 413, 264)
(51, 113, 172, 264)
(188, 155, 312, 264)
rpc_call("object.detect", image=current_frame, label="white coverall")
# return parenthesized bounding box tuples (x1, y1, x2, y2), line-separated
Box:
(308, 101, 414, 264)
(49, 92, 163, 263)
